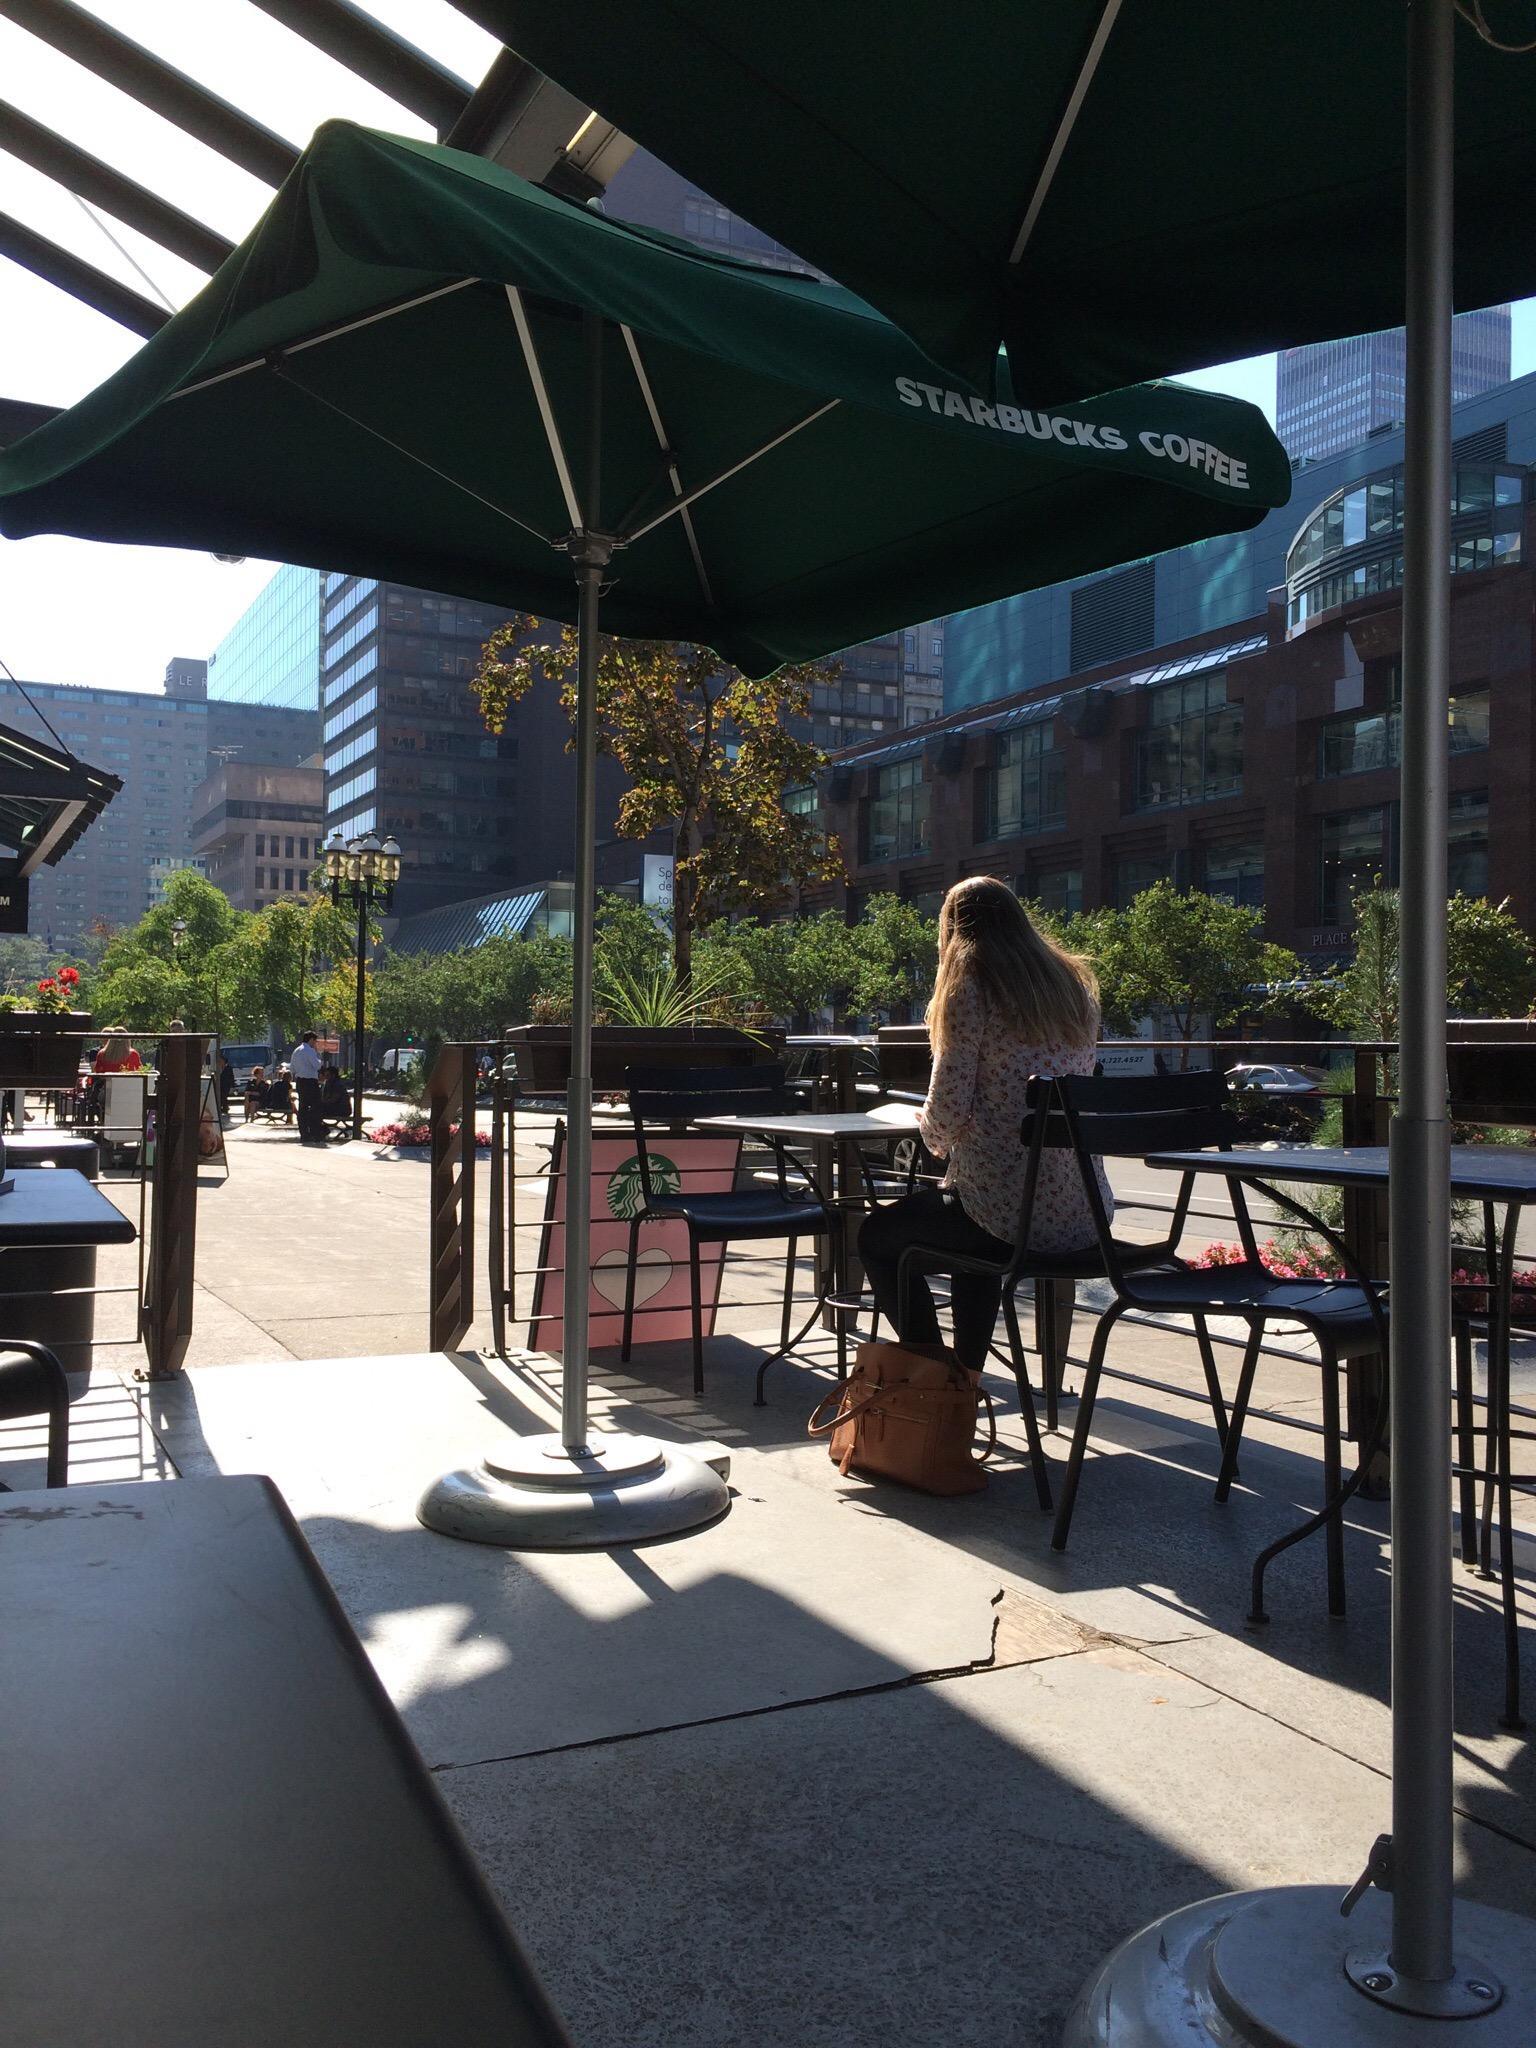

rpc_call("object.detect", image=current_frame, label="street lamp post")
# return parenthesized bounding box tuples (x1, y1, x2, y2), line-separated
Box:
(323, 827, 401, 1142)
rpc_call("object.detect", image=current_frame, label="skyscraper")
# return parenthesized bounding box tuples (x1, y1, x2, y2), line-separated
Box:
(1278, 308, 1511, 463)
(205, 564, 322, 710)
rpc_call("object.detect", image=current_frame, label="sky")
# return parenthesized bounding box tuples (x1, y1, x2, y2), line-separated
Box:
(2, 3, 1535, 695)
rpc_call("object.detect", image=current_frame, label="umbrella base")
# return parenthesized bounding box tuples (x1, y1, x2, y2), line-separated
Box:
(1059, 1886, 1536, 2045)
(416, 1431, 731, 1548)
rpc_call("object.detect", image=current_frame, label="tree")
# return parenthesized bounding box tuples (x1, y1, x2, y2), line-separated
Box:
(92, 871, 240, 1033)
(472, 620, 842, 980)
(850, 894, 939, 1020)
(1085, 883, 1303, 1058)
(1315, 886, 1536, 1040)
(698, 912, 862, 1026)
(371, 932, 574, 1046)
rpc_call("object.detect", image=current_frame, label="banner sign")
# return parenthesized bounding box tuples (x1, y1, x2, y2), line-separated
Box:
(529, 1122, 743, 1356)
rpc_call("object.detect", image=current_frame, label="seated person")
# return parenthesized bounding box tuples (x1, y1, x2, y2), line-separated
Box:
(318, 1063, 351, 1125)
(93, 1027, 143, 1074)
(244, 1064, 267, 1120)
(265, 1068, 294, 1123)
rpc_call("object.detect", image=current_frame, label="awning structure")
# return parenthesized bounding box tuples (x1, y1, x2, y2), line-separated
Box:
(0, 716, 119, 876)
(388, 887, 547, 957)
(835, 631, 1269, 776)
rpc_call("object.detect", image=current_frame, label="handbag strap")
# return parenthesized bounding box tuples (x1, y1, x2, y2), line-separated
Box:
(807, 1382, 889, 1437)
(974, 1384, 998, 1463)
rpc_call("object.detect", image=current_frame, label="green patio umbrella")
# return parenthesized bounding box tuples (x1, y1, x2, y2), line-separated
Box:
(483, 3, 1536, 2039)
(0, 117, 1288, 1545)
(487, 0, 1536, 401)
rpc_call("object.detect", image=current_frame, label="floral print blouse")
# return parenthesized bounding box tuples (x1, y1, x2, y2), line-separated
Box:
(915, 975, 1112, 1250)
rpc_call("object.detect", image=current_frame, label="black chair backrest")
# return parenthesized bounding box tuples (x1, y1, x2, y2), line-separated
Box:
(1447, 1043, 1536, 1129)
(626, 1062, 797, 1126)
(1053, 1067, 1235, 1159)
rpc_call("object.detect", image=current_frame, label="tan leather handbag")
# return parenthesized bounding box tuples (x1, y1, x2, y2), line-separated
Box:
(807, 1341, 995, 1495)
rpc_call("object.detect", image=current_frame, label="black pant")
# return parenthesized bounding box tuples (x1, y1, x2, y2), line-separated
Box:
(296, 1077, 323, 1142)
(858, 1187, 1013, 1373)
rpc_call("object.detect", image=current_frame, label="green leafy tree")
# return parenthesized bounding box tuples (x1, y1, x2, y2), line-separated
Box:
(850, 894, 939, 1020)
(92, 872, 241, 1032)
(472, 619, 842, 981)
(1085, 883, 1302, 1060)
(1315, 886, 1536, 1040)
(699, 912, 863, 1026)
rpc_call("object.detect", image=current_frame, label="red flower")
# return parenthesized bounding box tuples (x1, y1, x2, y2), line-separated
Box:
(36, 979, 53, 996)
(57, 966, 79, 987)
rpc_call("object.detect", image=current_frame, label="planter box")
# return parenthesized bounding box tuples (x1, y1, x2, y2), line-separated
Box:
(505, 1024, 782, 1095)
(0, 1013, 91, 1088)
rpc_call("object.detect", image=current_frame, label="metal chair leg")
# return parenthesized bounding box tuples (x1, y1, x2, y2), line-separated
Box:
(1489, 1325, 1525, 1729)
(781, 1235, 798, 1351)
(620, 1215, 641, 1363)
(1214, 1329, 1261, 1503)
(1039, 1280, 1060, 1434)
(1249, 1340, 1382, 1627)
(1192, 1313, 1231, 1451)
(1050, 1302, 1124, 1552)
(1454, 1318, 1479, 1569)
(1320, 1353, 1347, 1619)
(688, 1234, 705, 1398)
(1002, 1290, 1051, 1510)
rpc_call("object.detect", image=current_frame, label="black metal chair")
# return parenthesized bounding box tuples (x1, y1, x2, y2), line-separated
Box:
(621, 1064, 836, 1403)
(0, 1341, 70, 1490)
(1046, 1069, 1390, 1621)
(887, 1078, 1198, 1514)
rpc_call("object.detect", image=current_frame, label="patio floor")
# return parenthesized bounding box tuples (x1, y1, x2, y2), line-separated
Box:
(6, 1109, 1536, 2042)
(6, 1295, 1535, 2047)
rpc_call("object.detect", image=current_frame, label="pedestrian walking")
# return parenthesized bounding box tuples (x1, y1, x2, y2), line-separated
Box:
(289, 1031, 325, 1144)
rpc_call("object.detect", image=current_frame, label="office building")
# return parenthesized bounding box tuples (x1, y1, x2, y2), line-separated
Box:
(206, 564, 322, 710)
(810, 374, 1536, 961)
(190, 758, 326, 913)
(1278, 308, 1511, 464)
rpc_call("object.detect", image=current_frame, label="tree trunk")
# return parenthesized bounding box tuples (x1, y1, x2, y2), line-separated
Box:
(672, 822, 700, 989)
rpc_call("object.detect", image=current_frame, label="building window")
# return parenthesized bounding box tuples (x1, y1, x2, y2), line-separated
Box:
(1028, 867, 1083, 918)
(284, 870, 294, 892)
(1134, 674, 1242, 810)
(1113, 855, 1169, 908)
(1318, 806, 1390, 924)
(866, 757, 930, 862)
(986, 723, 1066, 841)
(783, 786, 818, 823)
(1320, 681, 1488, 777)
(254, 834, 265, 856)
(1449, 790, 1489, 898)
(1203, 840, 1265, 907)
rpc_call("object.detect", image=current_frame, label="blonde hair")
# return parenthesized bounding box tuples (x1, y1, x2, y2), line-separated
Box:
(926, 877, 1098, 1056)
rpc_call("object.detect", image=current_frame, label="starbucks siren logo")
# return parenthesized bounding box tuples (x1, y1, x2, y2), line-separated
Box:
(607, 1152, 680, 1219)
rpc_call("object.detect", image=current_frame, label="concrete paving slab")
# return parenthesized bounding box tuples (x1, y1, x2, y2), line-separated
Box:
(141, 1352, 1015, 1766)
(439, 1648, 1536, 2048)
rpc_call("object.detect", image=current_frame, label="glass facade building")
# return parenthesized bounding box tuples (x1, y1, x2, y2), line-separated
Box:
(946, 367, 1536, 717)
(206, 564, 322, 710)
(1277, 309, 1511, 465)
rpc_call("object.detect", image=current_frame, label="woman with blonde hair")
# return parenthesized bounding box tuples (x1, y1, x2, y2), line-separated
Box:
(858, 876, 1111, 1374)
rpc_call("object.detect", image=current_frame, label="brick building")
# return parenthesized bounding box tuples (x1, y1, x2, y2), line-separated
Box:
(807, 448, 1531, 966)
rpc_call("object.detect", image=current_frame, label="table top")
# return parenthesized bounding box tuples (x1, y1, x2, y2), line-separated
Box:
(3, 1131, 99, 1163)
(0, 1474, 572, 2047)
(697, 1102, 922, 1141)
(785, 1034, 877, 1048)
(0, 1165, 134, 1246)
(1145, 1143, 1536, 1203)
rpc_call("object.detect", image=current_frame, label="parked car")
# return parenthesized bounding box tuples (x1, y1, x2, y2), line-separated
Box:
(1225, 1061, 1329, 1135)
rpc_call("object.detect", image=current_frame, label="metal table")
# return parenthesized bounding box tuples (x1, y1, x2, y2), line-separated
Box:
(3, 1129, 100, 1178)
(0, 1473, 573, 2047)
(1146, 1143, 1536, 1722)
(698, 1102, 923, 1345)
(0, 1165, 135, 1357)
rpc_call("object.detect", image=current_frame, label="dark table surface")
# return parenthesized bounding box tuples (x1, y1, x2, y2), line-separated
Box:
(1146, 1144, 1536, 1204)
(0, 1473, 573, 2048)
(3, 1131, 100, 1167)
(0, 1165, 134, 1246)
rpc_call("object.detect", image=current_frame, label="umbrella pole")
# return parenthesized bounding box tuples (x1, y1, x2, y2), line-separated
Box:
(1058, 4, 1536, 2037)
(415, 311, 729, 1547)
